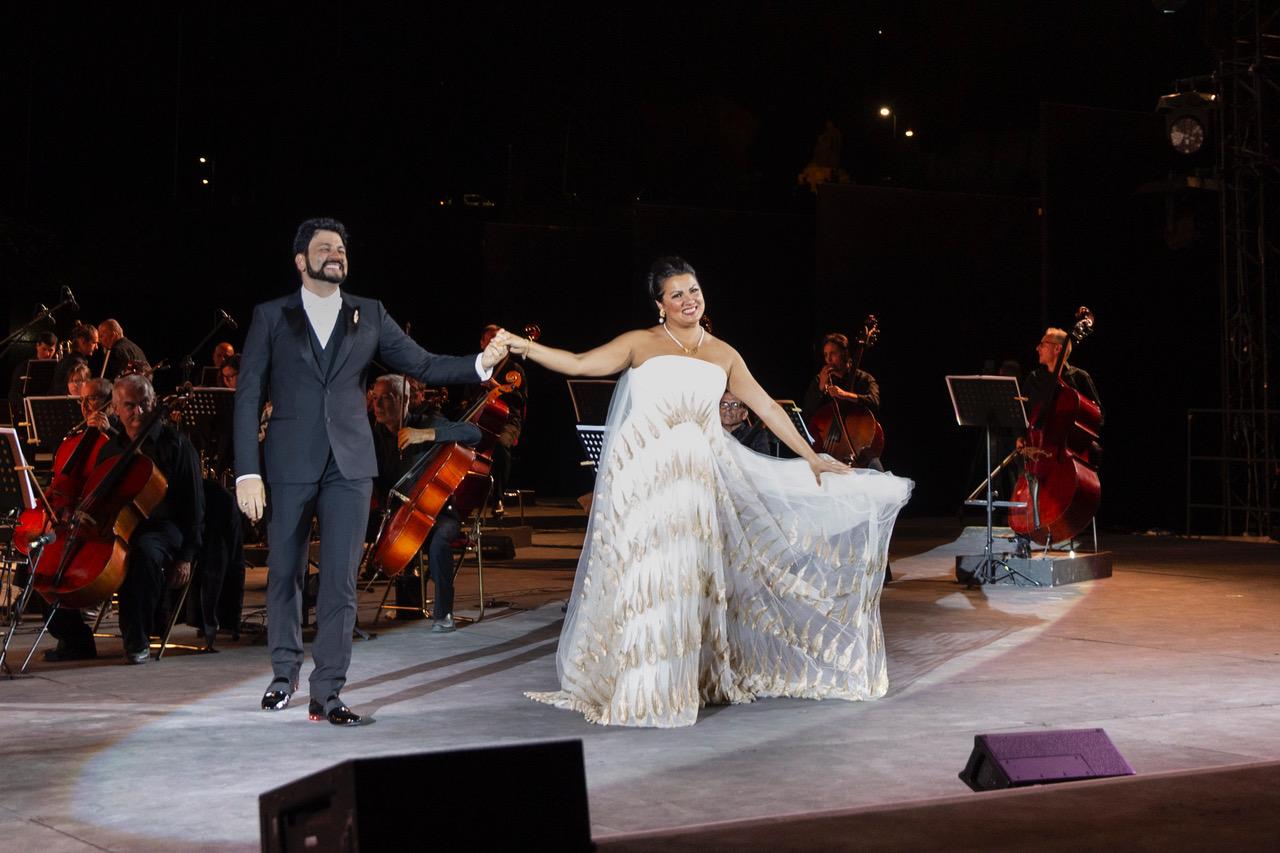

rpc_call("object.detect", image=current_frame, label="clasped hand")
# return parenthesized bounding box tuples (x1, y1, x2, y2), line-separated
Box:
(480, 333, 514, 369)
(490, 329, 531, 356)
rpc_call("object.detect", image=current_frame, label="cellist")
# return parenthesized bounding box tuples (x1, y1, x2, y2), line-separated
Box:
(801, 332, 884, 471)
(369, 375, 480, 632)
(43, 375, 204, 665)
(35, 377, 114, 662)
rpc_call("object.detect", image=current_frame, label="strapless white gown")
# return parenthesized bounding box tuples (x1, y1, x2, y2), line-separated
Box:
(527, 355, 913, 727)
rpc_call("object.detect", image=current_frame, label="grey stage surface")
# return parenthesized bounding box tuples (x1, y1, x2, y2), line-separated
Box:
(1, 524, 1278, 851)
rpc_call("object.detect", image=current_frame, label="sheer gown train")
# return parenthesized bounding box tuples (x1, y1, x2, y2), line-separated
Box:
(527, 355, 913, 727)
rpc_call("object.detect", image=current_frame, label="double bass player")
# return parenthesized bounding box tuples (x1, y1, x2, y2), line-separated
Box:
(801, 332, 883, 471)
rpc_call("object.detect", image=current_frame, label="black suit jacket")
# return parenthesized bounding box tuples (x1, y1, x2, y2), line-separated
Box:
(234, 289, 480, 484)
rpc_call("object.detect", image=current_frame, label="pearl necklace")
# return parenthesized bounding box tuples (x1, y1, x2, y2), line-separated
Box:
(662, 322, 705, 355)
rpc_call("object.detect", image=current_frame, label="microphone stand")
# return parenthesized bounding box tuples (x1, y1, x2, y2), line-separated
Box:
(176, 311, 236, 385)
(0, 296, 79, 361)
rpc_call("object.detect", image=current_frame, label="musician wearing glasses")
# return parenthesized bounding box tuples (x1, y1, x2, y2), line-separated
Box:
(719, 390, 772, 454)
(1022, 328, 1102, 424)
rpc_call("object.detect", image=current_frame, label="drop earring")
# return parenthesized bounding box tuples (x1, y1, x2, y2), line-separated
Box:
(659, 308, 666, 323)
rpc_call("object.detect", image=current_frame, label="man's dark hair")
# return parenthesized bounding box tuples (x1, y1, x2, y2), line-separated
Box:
(293, 217, 349, 256)
(646, 256, 697, 301)
(72, 322, 96, 343)
(36, 331, 58, 347)
(822, 332, 850, 352)
(222, 354, 241, 372)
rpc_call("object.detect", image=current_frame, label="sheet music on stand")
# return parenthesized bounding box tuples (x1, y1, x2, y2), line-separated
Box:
(199, 366, 220, 387)
(774, 399, 814, 446)
(566, 379, 616, 424)
(944, 375, 1033, 586)
(0, 428, 36, 513)
(185, 387, 234, 445)
(21, 359, 56, 397)
(567, 379, 616, 473)
(22, 396, 81, 449)
(946, 375, 1027, 432)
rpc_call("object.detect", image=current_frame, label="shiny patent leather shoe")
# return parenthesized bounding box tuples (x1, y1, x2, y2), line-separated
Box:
(309, 697, 364, 726)
(261, 678, 297, 711)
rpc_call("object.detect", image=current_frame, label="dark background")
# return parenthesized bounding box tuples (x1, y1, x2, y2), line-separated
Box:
(0, 2, 1224, 530)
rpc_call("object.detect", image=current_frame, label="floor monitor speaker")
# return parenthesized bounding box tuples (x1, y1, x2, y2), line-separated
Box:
(960, 728, 1134, 791)
(261, 738, 591, 852)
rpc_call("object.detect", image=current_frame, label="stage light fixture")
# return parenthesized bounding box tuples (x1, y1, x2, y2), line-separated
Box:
(1156, 91, 1215, 156)
(878, 106, 891, 117)
(201, 178, 209, 185)
(904, 129, 915, 138)
(198, 156, 207, 164)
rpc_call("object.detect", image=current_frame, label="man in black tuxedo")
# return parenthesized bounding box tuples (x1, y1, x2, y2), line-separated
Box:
(234, 217, 504, 726)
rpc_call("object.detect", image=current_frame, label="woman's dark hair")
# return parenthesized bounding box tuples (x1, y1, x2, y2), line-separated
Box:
(293, 217, 349, 256)
(72, 322, 96, 342)
(647, 256, 697, 301)
(222, 354, 241, 372)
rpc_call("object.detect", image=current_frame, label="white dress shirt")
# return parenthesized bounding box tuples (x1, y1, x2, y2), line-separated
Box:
(301, 285, 343, 348)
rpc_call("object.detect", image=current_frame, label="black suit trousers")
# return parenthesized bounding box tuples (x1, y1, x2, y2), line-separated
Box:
(265, 453, 371, 701)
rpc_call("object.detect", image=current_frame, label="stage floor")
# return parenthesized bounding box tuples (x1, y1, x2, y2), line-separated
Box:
(1, 516, 1278, 851)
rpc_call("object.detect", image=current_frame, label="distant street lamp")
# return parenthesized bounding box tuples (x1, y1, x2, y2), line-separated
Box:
(877, 106, 897, 139)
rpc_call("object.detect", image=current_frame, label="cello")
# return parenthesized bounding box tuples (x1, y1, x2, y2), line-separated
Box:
(806, 316, 885, 467)
(14, 394, 115, 556)
(1009, 307, 1101, 546)
(29, 387, 189, 609)
(369, 326, 539, 577)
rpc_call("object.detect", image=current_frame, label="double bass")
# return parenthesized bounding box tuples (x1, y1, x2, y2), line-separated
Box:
(807, 316, 885, 467)
(1009, 307, 1101, 546)
(370, 326, 539, 577)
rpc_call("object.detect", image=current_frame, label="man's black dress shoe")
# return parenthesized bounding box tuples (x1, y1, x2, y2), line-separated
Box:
(309, 697, 364, 726)
(261, 678, 297, 711)
(125, 648, 151, 665)
(43, 643, 97, 662)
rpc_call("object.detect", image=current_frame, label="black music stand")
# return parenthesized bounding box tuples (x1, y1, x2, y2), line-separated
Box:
(945, 375, 1037, 587)
(186, 386, 234, 443)
(199, 366, 221, 387)
(21, 359, 57, 396)
(575, 425, 606, 473)
(0, 427, 38, 676)
(567, 379, 616, 474)
(22, 396, 81, 450)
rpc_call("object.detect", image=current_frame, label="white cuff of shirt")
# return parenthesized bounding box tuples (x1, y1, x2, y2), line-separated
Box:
(235, 474, 262, 484)
(475, 353, 493, 382)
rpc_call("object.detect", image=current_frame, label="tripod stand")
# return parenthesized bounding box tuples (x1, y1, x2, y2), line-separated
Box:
(946, 375, 1039, 587)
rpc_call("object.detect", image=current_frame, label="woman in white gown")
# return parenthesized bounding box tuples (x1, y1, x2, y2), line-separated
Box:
(493, 258, 912, 727)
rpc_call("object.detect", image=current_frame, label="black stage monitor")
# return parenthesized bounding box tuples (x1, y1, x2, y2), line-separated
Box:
(261, 740, 591, 852)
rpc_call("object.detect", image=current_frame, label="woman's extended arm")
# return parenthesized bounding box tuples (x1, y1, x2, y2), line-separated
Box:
(494, 329, 644, 378)
(726, 350, 850, 484)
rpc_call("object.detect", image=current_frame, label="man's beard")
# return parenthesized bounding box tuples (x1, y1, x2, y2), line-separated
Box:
(307, 257, 347, 284)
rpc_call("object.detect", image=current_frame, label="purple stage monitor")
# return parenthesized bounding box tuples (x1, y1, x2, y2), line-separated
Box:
(960, 728, 1134, 791)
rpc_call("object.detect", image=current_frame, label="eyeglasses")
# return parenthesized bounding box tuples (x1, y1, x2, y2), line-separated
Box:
(719, 402, 745, 410)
